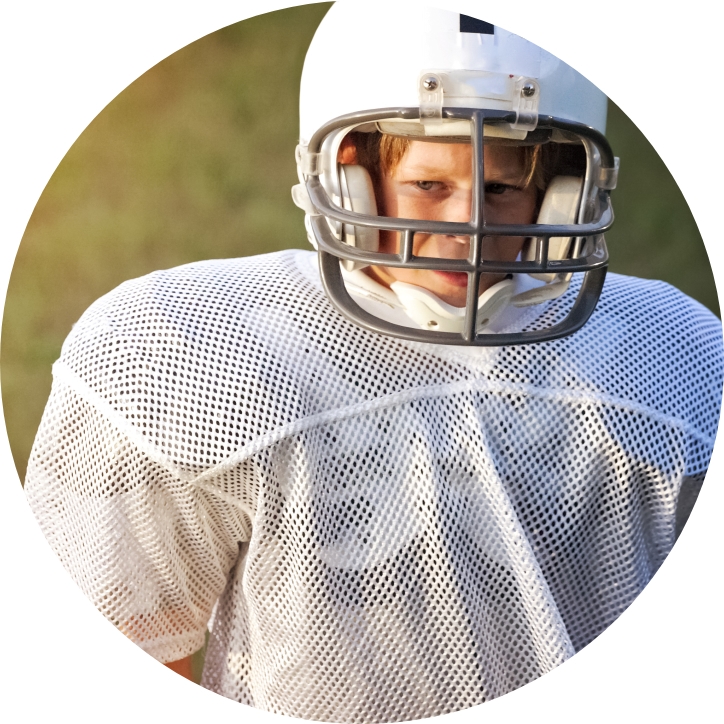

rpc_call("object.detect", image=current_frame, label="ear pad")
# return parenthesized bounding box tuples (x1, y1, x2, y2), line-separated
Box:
(522, 175, 584, 282)
(338, 164, 379, 271)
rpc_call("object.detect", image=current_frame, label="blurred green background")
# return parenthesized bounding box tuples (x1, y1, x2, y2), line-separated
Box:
(3, 0, 718, 484)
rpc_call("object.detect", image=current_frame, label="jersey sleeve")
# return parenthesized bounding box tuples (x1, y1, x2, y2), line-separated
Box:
(669, 290, 722, 535)
(679, 293, 723, 479)
(25, 368, 252, 663)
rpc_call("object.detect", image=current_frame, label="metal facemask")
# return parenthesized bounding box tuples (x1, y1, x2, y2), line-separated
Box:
(294, 94, 618, 346)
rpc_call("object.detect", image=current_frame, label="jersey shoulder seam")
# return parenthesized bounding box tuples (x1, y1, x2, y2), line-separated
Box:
(51, 359, 714, 487)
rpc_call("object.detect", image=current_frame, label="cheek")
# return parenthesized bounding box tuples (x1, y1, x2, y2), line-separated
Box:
(486, 190, 538, 260)
(376, 176, 397, 218)
(523, 190, 539, 223)
(376, 178, 429, 222)
(483, 235, 524, 262)
(377, 229, 438, 261)
(491, 193, 539, 225)
(378, 229, 397, 254)
(520, 186, 540, 223)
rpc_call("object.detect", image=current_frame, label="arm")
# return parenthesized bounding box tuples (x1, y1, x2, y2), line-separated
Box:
(25, 371, 248, 668)
(165, 656, 195, 682)
(675, 472, 706, 540)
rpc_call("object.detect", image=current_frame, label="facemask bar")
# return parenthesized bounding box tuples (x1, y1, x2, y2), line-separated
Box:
(303, 107, 614, 346)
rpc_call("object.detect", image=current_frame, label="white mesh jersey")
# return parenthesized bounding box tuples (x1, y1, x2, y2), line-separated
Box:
(25, 249, 722, 722)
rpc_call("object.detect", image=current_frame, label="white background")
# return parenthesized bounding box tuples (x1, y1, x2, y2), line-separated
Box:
(1, 1, 721, 721)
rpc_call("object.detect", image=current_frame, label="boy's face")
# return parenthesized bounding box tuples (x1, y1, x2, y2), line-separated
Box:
(367, 141, 538, 307)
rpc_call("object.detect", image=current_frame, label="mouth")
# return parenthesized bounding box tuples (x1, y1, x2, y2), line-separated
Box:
(432, 270, 469, 288)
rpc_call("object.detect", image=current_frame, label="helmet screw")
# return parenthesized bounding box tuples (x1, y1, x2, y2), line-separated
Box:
(422, 76, 439, 91)
(522, 82, 536, 97)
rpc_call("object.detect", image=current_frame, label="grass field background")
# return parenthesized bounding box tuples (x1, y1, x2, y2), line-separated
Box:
(3, 1, 718, 483)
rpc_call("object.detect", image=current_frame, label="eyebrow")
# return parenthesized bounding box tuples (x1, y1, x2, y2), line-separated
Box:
(395, 164, 524, 184)
(396, 165, 458, 177)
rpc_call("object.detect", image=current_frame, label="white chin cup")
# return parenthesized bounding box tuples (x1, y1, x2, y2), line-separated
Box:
(391, 277, 515, 333)
(510, 279, 571, 307)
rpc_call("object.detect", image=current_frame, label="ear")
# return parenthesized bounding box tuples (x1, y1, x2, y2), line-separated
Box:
(337, 136, 358, 165)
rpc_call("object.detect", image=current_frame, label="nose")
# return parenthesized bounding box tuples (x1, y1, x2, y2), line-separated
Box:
(441, 188, 473, 225)
(427, 191, 473, 260)
(429, 189, 471, 259)
(436, 190, 472, 254)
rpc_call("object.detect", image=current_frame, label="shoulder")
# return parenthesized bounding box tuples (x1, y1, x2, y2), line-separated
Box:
(497, 273, 721, 428)
(559, 273, 721, 430)
(593, 273, 722, 371)
(61, 249, 319, 356)
(52, 249, 442, 467)
(54, 249, 330, 464)
(66, 249, 316, 328)
(597, 273, 719, 328)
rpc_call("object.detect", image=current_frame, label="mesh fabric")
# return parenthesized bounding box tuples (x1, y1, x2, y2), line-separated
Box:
(25, 249, 722, 722)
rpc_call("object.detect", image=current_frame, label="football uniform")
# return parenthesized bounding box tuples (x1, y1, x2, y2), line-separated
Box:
(25, 249, 722, 722)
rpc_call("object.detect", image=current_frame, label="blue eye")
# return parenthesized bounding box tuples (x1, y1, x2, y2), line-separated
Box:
(415, 181, 437, 191)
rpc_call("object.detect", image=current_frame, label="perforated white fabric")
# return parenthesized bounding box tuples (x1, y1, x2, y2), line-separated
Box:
(25, 249, 722, 722)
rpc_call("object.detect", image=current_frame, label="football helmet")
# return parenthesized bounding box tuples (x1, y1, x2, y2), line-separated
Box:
(293, 3, 618, 346)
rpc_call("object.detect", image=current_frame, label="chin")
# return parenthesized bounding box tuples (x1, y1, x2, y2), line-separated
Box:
(432, 287, 469, 308)
(431, 272, 509, 308)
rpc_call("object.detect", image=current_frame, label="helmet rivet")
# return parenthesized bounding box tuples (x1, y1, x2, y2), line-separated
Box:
(522, 82, 536, 97)
(427, 320, 439, 329)
(422, 76, 439, 91)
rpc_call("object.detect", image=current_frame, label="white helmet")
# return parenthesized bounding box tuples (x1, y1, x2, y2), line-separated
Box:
(293, 2, 619, 346)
